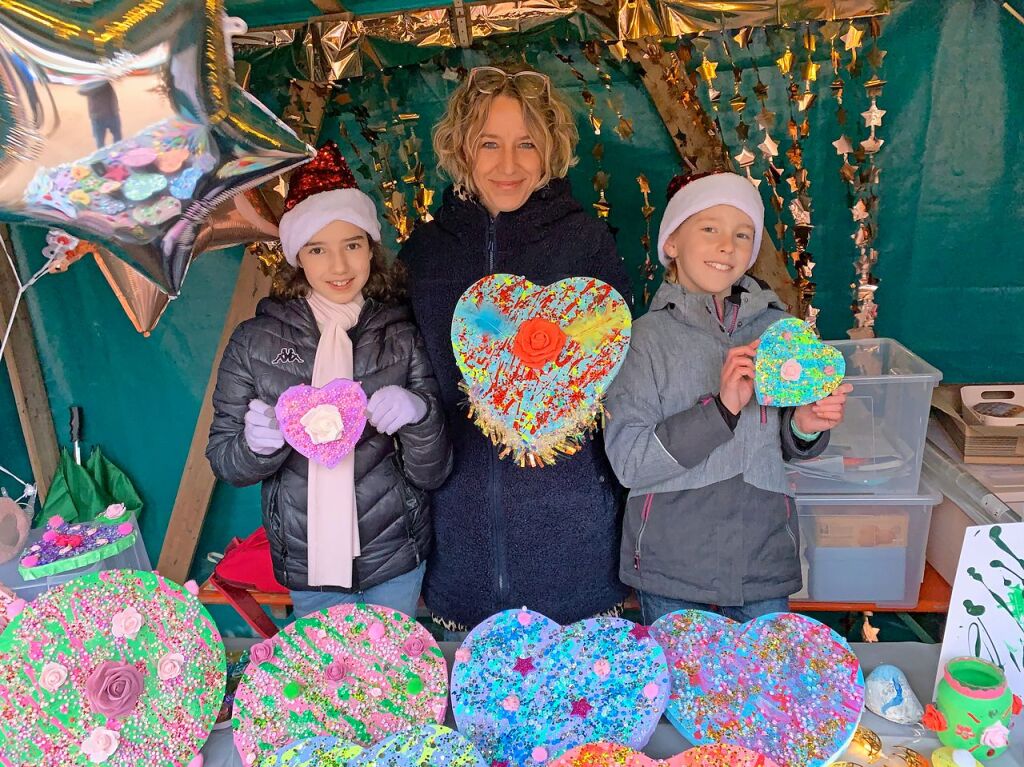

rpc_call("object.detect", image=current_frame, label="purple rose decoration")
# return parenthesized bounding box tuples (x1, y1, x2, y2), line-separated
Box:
(324, 660, 348, 685)
(85, 661, 144, 718)
(249, 640, 275, 665)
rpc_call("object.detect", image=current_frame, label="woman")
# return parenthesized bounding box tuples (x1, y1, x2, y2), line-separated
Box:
(399, 65, 632, 635)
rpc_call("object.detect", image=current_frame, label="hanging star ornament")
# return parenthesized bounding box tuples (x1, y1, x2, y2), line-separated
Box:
(861, 134, 885, 154)
(832, 136, 854, 155)
(841, 24, 865, 51)
(861, 102, 886, 128)
(0, 0, 312, 295)
(758, 134, 779, 159)
(697, 57, 719, 84)
(733, 147, 756, 168)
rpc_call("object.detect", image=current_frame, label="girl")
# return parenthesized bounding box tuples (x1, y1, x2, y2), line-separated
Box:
(207, 141, 452, 619)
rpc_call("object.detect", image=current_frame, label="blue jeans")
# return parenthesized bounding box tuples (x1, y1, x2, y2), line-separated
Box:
(638, 591, 790, 625)
(290, 562, 426, 619)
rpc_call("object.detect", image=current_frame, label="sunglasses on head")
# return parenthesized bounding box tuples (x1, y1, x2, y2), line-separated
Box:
(467, 66, 551, 99)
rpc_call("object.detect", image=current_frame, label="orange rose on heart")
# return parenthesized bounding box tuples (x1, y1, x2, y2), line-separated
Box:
(512, 317, 567, 370)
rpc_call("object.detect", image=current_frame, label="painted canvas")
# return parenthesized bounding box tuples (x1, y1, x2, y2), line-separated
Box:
(937, 523, 1024, 700)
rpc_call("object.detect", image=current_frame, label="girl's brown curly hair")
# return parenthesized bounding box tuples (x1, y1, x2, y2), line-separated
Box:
(271, 240, 408, 304)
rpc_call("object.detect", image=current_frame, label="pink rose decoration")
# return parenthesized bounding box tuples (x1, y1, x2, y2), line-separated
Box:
(249, 640, 275, 665)
(85, 661, 144, 718)
(780, 358, 803, 382)
(110, 606, 144, 640)
(981, 722, 1010, 749)
(368, 621, 386, 641)
(103, 503, 127, 520)
(81, 726, 120, 764)
(116, 523, 133, 536)
(402, 636, 427, 658)
(324, 660, 348, 685)
(46, 515, 64, 530)
(157, 652, 185, 682)
(21, 555, 39, 567)
(42, 530, 58, 543)
(39, 662, 69, 692)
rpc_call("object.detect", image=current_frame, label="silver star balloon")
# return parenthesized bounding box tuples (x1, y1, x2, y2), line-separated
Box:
(0, 0, 312, 295)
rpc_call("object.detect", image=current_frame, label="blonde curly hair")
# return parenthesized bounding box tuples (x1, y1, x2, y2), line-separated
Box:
(432, 65, 579, 197)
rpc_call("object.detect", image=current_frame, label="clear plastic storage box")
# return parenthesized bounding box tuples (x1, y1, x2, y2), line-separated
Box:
(786, 338, 942, 495)
(0, 516, 151, 602)
(796, 484, 942, 608)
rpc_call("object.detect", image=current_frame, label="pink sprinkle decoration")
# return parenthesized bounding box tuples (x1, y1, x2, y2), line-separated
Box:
(117, 523, 133, 536)
(501, 695, 520, 712)
(46, 516, 64, 529)
(593, 659, 611, 678)
(642, 682, 661, 700)
(517, 611, 533, 627)
(532, 747, 549, 762)
(455, 648, 471, 663)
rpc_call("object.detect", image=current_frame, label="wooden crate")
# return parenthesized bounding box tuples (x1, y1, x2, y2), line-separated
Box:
(933, 384, 1024, 464)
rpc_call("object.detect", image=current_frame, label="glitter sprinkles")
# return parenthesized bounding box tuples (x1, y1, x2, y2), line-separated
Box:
(548, 741, 782, 766)
(232, 604, 447, 764)
(0, 569, 225, 767)
(450, 609, 669, 765)
(264, 725, 487, 766)
(650, 611, 864, 767)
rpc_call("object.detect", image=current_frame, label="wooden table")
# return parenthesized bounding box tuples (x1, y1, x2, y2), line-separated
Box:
(198, 563, 952, 628)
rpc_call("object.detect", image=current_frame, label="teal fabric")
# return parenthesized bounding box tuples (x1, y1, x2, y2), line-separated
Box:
(1, 0, 1021, 635)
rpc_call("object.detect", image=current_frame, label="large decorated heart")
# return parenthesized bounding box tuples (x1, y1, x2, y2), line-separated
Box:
(275, 378, 368, 468)
(232, 603, 448, 765)
(451, 274, 631, 466)
(265, 725, 487, 767)
(549, 741, 782, 767)
(0, 569, 226, 767)
(650, 611, 864, 767)
(451, 608, 669, 765)
(754, 318, 845, 407)
(18, 511, 138, 581)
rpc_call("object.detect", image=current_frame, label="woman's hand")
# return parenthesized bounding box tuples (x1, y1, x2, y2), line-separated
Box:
(719, 340, 759, 415)
(793, 383, 854, 434)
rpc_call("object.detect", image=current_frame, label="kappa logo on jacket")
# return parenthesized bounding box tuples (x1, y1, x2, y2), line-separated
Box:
(272, 347, 304, 365)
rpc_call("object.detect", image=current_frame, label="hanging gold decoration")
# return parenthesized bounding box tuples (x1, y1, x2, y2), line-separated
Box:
(637, 173, 658, 305)
(658, 0, 887, 36)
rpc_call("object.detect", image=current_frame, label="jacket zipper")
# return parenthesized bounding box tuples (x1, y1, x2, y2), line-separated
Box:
(722, 301, 766, 428)
(486, 216, 508, 604)
(633, 493, 655, 571)
(784, 496, 799, 555)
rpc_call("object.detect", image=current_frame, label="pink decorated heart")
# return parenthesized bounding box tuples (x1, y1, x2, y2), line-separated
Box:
(549, 742, 781, 767)
(275, 379, 367, 468)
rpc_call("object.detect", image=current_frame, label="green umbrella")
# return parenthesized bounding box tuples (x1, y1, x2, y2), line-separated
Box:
(36, 447, 142, 526)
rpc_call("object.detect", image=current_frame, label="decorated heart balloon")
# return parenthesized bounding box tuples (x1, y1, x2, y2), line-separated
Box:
(451, 608, 669, 766)
(275, 379, 368, 468)
(650, 610, 864, 767)
(265, 725, 487, 767)
(232, 603, 448, 765)
(548, 741, 782, 767)
(0, 569, 226, 767)
(451, 274, 631, 467)
(754, 318, 845, 407)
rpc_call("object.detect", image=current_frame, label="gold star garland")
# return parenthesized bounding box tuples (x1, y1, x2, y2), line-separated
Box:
(636, 173, 657, 306)
(555, 49, 614, 219)
(718, 26, 759, 190)
(831, 19, 885, 338)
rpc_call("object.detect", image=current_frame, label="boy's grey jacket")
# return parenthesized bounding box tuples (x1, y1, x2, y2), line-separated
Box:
(604, 277, 829, 606)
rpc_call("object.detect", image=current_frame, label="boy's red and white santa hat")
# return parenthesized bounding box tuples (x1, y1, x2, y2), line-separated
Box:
(279, 141, 381, 266)
(657, 170, 765, 269)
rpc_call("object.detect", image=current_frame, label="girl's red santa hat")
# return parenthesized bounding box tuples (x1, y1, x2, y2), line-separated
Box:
(657, 170, 765, 269)
(279, 141, 381, 266)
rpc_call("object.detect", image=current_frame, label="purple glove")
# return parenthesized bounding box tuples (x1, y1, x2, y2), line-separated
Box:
(244, 399, 285, 455)
(366, 386, 428, 436)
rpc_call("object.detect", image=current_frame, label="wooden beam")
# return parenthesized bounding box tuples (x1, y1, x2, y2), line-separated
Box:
(622, 41, 799, 313)
(157, 255, 271, 583)
(0, 225, 59, 502)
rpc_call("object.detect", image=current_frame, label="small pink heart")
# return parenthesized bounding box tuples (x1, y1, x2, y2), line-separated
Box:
(275, 379, 368, 469)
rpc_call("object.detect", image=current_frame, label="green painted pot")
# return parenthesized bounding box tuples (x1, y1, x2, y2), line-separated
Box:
(924, 657, 1019, 761)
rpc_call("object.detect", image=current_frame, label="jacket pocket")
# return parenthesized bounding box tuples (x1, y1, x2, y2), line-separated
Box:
(393, 456, 428, 564)
(633, 494, 654, 572)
